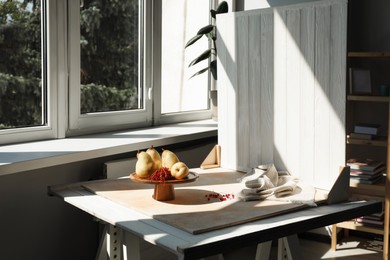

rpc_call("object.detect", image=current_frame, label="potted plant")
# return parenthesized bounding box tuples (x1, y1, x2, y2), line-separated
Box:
(184, 1, 228, 120)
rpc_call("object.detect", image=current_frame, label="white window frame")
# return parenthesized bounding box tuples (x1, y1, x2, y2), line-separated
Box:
(0, 0, 214, 146)
(151, 0, 212, 126)
(67, 0, 153, 136)
(0, 0, 58, 145)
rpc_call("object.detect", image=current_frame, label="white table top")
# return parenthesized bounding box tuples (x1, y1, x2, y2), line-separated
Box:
(49, 174, 382, 259)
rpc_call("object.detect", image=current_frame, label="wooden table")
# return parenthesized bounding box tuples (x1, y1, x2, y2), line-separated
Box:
(49, 168, 382, 260)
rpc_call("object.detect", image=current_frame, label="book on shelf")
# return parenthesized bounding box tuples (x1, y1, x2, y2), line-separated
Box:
(350, 165, 386, 176)
(355, 211, 385, 227)
(349, 68, 372, 95)
(350, 174, 384, 184)
(355, 217, 384, 227)
(350, 172, 384, 181)
(349, 132, 373, 140)
(354, 123, 381, 135)
(347, 158, 385, 172)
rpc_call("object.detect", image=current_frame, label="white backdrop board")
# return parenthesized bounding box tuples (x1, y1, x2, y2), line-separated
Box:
(217, 0, 347, 189)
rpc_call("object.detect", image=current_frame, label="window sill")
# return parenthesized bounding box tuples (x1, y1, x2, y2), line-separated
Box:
(0, 120, 218, 176)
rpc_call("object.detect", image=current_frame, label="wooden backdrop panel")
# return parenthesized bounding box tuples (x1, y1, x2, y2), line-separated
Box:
(217, 0, 347, 189)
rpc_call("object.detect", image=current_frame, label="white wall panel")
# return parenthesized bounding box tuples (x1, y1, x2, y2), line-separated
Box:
(237, 16, 250, 171)
(217, 12, 237, 171)
(217, 0, 347, 189)
(299, 6, 316, 185)
(259, 13, 274, 166)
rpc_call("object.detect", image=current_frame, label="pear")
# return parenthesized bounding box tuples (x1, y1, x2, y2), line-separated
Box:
(161, 149, 180, 169)
(171, 162, 190, 179)
(146, 145, 162, 171)
(135, 151, 155, 178)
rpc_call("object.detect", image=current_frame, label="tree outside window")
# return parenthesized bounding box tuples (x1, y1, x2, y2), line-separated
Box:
(80, 0, 140, 114)
(0, 0, 43, 129)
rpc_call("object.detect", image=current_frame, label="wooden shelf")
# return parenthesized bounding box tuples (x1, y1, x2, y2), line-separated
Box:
(348, 51, 390, 58)
(347, 136, 387, 147)
(338, 4, 390, 258)
(347, 95, 390, 102)
(350, 178, 386, 197)
(335, 220, 385, 235)
(335, 181, 387, 237)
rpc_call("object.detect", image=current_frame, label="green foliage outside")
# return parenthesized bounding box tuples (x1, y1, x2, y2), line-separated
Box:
(0, 0, 139, 129)
(80, 0, 139, 106)
(81, 83, 138, 114)
(0, 73, 42, 128)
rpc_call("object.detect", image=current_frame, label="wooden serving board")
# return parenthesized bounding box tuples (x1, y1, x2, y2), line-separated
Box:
(83, 168, 322, 234)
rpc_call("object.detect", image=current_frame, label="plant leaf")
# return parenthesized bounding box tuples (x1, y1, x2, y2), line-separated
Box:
(185, 34, 203, 48)
(216, 1, 229, 14)
(210, 60, 217, 80)
(210, 9, 217, 19)
(197, 24, 214, 35)
(188, 49, 212, 67)
(189, 67, 209, 79)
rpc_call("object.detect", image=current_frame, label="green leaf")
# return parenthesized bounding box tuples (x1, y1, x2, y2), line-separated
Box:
(189, 67, 209, 79)
(197, 24, 214, 35)
(216, 1, 229, 14)
(210, 9, 217, 19)
(210, 60, 217, 80)
(185, 34, 203, 48)
(188, 49, 212, 67)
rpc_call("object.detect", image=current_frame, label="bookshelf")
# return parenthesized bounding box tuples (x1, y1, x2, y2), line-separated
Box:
(333, 179, 386, 237)
(330, 1, 390, 257)
(346, 95, 389, 147)
(332, 174, 388, 242)
(332, 0, 390, 259)
(332, 79, 390, 258)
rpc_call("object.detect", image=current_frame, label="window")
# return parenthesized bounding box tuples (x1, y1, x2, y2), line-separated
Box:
(0, 0, 58, 145)
(155, 0, 212, 124)
(0, 0, 212, 145)
(0, 0, 45, 130)
(161, 1, 209, 114)
(68, 0, 151, 135)
(80, 1, 140, 115)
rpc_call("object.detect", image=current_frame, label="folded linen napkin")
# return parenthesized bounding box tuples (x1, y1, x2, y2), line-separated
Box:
(238, 164, 316, 206)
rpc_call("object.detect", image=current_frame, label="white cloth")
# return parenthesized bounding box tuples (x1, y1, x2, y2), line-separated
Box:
(238, 164, 317, 206)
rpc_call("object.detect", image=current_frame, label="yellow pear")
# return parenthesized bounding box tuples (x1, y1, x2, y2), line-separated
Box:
(146, 145, 162, 171)
(171, 162, 190, 179)
(135, 151, 155, 178)
(161, 149, 180, 169)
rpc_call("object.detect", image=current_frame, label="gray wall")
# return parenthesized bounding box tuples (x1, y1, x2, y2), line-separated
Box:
(0, 137, 216, 260)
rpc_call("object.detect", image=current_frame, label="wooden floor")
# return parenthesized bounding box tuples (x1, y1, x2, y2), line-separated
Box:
(292, 236, 383, 260)
(139, 235, 384, 259)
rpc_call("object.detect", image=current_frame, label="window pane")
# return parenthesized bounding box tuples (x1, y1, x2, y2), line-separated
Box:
(161, 0, 209, 114)
(0, 0, 44, 129)
(80, 0, 140, 114)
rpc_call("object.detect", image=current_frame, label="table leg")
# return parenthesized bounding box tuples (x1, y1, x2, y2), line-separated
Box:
(255, 241, 272, 260)
(108, 225, 122, 260)
(278, 235, 302, 260)
(331, 224, 338, 251)
(95, 224, 123, 260)
(122, 231, 141, 260)
(95, 225, 108, 260)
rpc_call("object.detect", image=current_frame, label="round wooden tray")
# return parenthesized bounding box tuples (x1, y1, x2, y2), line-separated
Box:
(129, 172, 199, 201)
